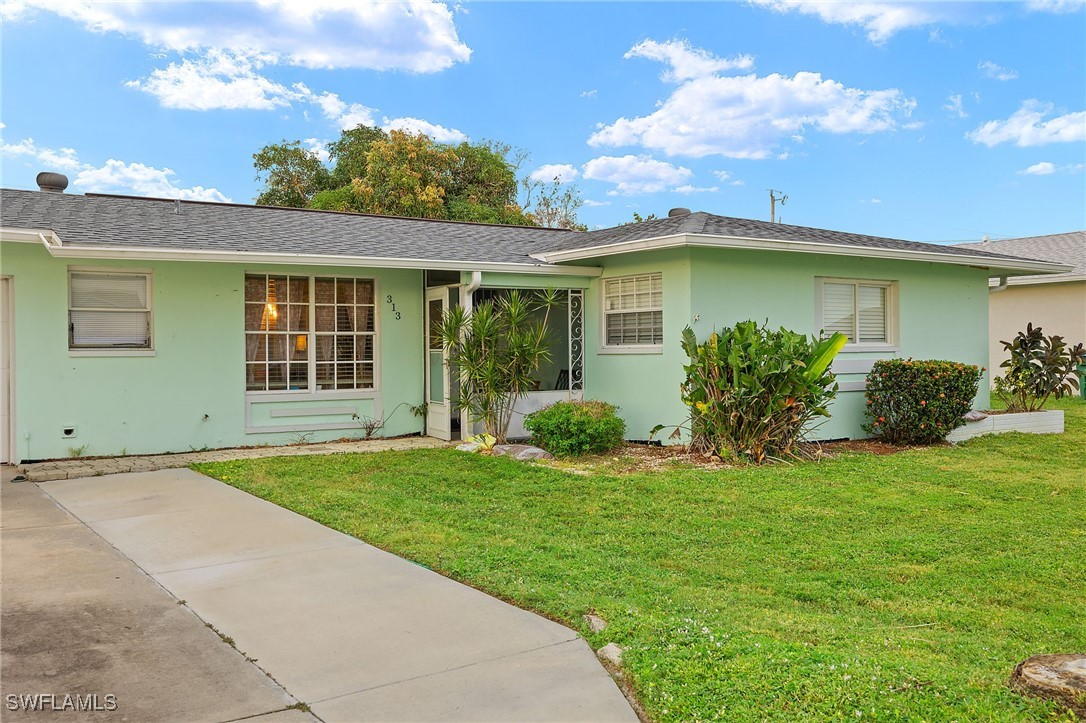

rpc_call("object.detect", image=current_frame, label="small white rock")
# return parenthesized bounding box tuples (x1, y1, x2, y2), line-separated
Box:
(597, 642, 624, 667)
(583, 613, 608, 633)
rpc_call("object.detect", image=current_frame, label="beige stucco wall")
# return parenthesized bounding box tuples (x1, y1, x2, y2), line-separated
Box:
(988, 280, 1086, 374)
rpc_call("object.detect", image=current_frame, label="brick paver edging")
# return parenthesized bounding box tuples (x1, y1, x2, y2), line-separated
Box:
(16, 437, 448, 482)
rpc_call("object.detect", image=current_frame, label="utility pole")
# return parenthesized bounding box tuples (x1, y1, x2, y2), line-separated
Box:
(768, 189, 788, 223)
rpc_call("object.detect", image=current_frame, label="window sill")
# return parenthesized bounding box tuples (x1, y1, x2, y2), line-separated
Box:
(69, 349, 156, 358)
(839, 344, 898, 354)
(598, 346, 664, 355)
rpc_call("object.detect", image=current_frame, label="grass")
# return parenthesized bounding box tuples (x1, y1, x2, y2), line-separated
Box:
(195, 398, 1086, 721)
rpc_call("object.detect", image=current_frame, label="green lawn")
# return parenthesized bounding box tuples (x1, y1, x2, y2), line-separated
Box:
(196, 398, 1086, 721)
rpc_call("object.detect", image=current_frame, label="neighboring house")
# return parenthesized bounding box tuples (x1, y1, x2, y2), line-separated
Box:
(955, 232, 1086, 375)
(0, 179, 1069, 463)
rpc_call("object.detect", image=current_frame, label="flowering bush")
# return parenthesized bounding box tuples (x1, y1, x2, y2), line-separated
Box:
(863, 359, 983, 444)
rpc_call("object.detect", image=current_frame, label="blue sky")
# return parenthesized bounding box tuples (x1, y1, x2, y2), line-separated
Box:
(2, 1, 1083, 242)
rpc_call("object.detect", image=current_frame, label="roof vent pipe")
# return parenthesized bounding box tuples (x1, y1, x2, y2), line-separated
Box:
(36, 172, 69, 193)
(668, 207, 691, 218)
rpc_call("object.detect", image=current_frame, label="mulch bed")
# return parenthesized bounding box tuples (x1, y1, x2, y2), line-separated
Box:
(544, 437, 927, 475)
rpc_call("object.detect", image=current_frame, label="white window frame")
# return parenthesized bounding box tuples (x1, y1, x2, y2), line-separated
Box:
(815, 277, 898, 352)
(67, 267, 154, 357)
(243, 273, 380, 400)
(600, 272, 664, 354)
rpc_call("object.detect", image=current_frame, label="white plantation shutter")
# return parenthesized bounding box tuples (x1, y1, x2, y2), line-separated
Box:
(604, 273, 664, 347)
(69, 271, 151, 349)
(820, 279, 893, 346)
(821, 282, 856, 341)
(857, 285, 887, 343)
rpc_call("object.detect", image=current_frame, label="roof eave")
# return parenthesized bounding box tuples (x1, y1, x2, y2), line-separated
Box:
(1, 227, 603, 277)
(536, 232, 1073, 276)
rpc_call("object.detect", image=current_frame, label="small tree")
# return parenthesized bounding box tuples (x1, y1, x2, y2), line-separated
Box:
(994, 323, 1085, 412)
(438, 290, 562, 443)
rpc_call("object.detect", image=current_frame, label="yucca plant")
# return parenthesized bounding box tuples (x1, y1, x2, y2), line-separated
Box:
(438, 289, 562, 443)
(655, 321, 847, 463)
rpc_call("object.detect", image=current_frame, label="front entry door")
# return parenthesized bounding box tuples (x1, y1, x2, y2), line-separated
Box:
(425, 286, 455, 440)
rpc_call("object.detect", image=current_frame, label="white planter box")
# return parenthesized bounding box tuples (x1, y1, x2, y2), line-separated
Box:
(946, 410, 1064, 443)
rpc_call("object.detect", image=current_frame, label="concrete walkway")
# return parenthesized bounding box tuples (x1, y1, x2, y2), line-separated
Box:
(33, 468, 638, 722)
(17, 436, 446, 482)
(1, 467, 317, 722)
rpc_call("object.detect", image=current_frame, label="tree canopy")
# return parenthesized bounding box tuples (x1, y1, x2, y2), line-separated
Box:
(253, 126, 585, 229)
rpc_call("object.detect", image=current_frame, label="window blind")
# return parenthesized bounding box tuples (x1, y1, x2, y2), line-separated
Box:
(821, 282, 856, 341)
(604, 273, 663, 347)
(69, 272, 151, 349)
(857, 285, 887, 343)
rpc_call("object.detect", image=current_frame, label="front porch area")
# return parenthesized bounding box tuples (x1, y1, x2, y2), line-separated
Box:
(424, 273, 587, 441)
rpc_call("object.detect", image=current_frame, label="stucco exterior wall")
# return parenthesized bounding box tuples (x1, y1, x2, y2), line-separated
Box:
(986, 281, 1086, 375)
(1, 242, 424, 462)
(580, 247, 992, 442)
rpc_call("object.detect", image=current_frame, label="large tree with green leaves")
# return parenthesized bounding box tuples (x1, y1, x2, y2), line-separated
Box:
(253, 125, 583, 228)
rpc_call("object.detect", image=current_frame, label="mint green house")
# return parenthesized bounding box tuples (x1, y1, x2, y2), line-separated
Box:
(0, 182, 1067, 464)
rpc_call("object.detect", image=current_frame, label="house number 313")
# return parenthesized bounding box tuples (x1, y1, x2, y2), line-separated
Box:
(385, 294, 401, 320)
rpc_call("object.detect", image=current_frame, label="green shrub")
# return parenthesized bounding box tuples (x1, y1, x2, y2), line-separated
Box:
(524, 400, 626, 456)
(863, 359, 983, 444)
(656, 321, 847, 463)
(994, 323, 1085, 412)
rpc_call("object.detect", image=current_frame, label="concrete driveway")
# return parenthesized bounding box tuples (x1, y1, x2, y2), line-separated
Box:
(6, 467, 636, 722)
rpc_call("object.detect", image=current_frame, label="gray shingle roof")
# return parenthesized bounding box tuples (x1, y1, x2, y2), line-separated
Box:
(533, 210, 1049, 265)
(0, 189, 1067, 272)
(955, 231, 1085, 281)
(0, 189, 573, 266)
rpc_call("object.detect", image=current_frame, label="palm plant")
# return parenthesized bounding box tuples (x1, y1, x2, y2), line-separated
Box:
(438, 289, 562, 443)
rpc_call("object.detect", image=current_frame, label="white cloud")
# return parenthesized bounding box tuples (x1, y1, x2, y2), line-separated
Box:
(712, 170, 732, 181)
(1018, 161, 1085, 175)
(580, 89, 598, 99)
(582, 155, 693, 195)
(304, 89, 377, 130)
(625, 39, 754, 82)
(1021, 161, 1056, 175)
(1, 137, 85, 173)
(1026, 0, 1085, 13)
(968, 100, 1086, 147)
(582, 199, 611, 207)
(126, 50, 304, 110)
(943, 94, 967, 118)
(303, 138, 331, 164)
(861, 197, 882, 204)
(1, 137, 230, 201)
(730, 179, 746, 186)
(75, 160, 231, 202)
(590, 44, 915, 159)
(13, 0, 471, 72)
(529, 163, 580, 183)
(750, 0, 941, 43)
(979, 60, 1018, 81)
(382, 116, 467, 143)
(673, 184, 719, 194)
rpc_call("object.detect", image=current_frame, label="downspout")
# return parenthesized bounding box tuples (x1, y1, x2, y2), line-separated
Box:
(990, 276, 1008, 293)
(463, 270, 482, 313)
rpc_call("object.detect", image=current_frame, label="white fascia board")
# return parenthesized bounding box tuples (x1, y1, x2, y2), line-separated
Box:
(536, 232, 1073, 277)
(39, 241, 604, 277)
(997, 273, 1086, 287)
